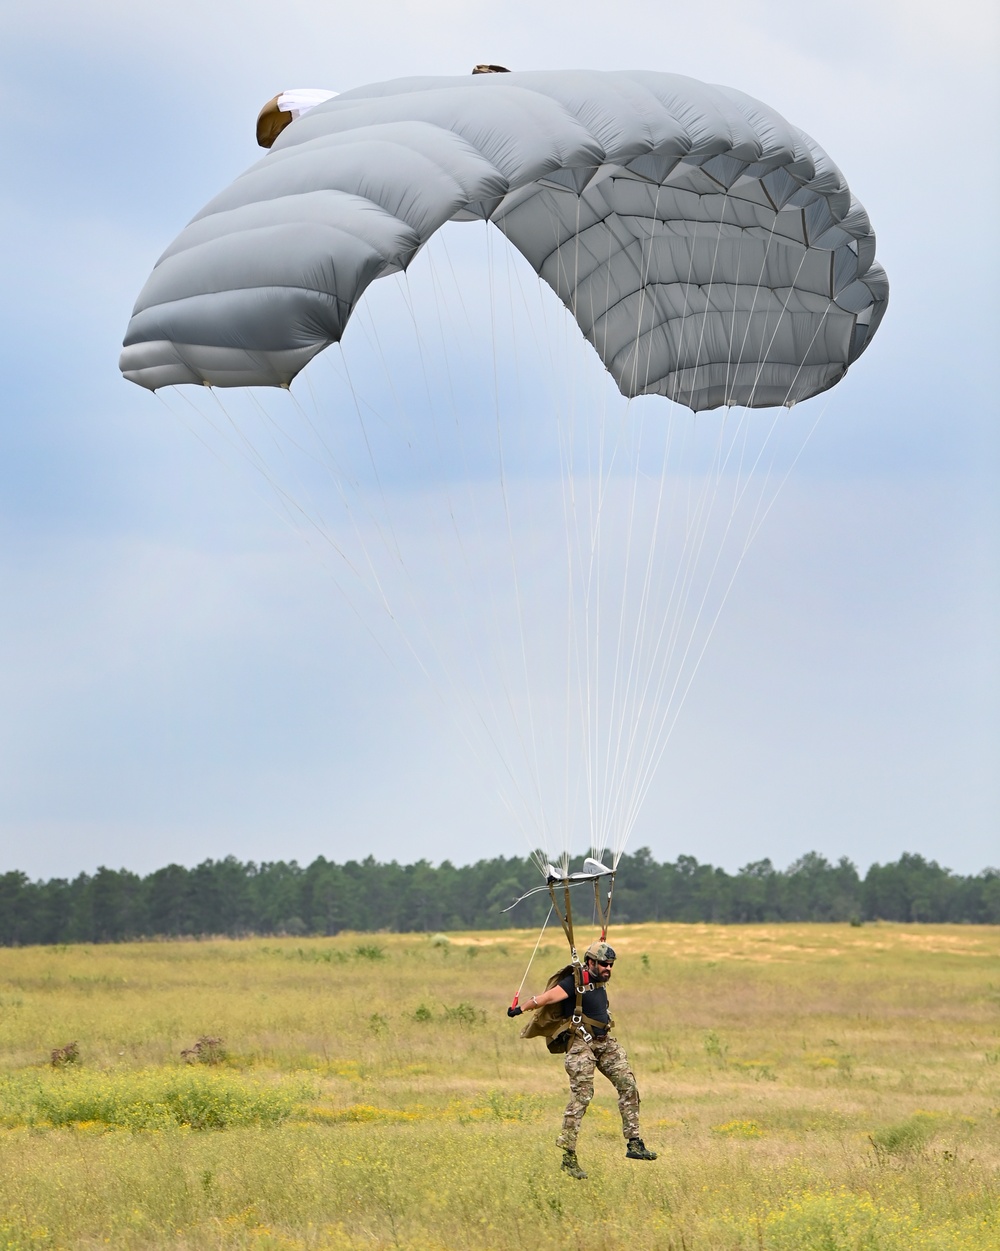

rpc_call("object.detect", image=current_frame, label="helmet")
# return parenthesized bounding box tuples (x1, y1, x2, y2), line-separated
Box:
(584, 942, 617, 964)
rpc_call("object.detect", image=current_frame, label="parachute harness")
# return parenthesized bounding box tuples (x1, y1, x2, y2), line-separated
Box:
(549, 869, 615, 1041)
(508, 862, 616, 1036)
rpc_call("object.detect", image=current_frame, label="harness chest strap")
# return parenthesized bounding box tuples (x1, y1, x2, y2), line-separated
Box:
(572, 983, 614, 1038)
(572, 1009, 615, 1035)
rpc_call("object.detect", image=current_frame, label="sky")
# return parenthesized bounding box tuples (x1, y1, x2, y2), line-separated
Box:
(1, 0, 997, 884)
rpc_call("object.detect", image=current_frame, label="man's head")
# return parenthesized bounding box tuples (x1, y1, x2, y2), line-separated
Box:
(584, 941, 616, 981)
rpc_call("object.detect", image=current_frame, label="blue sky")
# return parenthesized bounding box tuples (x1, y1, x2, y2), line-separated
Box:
(1, 0, 997, 882)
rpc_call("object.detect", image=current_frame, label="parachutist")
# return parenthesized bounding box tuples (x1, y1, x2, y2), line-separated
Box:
(514, 941, 657, 1174)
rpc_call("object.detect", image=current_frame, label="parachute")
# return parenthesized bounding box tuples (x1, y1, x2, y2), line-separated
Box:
(120, 70, 886, 407)
(120, 70, 888, 915)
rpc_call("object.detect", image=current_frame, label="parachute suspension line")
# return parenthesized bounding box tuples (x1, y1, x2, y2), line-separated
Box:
(725, 303, 838, 564)
(619, 241, 839, 839)
(668, 210, 703, 409)
(294, 344, 474, 687)
(319, 249, 554, 865)
(724, 223, 748, 408)
(459, 242, 561, 846)
(590, 189, 649, 861)
(604, 189, 799, 852)
(601, 414, 685, 860)
(561, 199, 591, 871)
(741, 390, 831, 556)
(484, 222, 560, 874)
(607, 186, 738, 853)
(249, 375, 408, 601)
(728, 304, 839, 554)
(204, 381, 288, 485)
(388, 253, 496, 649)
(568, 191, 592, 875)
(156, 385, 240, 471)
(777, 303, 833, 413)
(537, 221, 579, 875)
(590, 202, 630, 870)
(495, 182, 613, 880)
(611, 416, 731, 849)
(311, 345, 444, 641)
(495, 222, 575, 870)
(685, 187, 734, 413)
(486, 234, 552, 865)
(450, 245, 558, 850)
(595, 183, 672, 867)
(626, 424, 807, 828)
(615, 238, 773, 841)
(335, 350, 397, 553)
(487, 229, 586, 862)
(164, 382, 367, 587)
(531, 189, 611, 877)
(572, 189, 614, 872)
(279, 380, 404, 613)
(743, 245, 815, 412)
(353, 262, 476, 619)
(505, 191, 612, 878)
(314, 344, 419, 622)
(548, 877, 581, 974)
(712, 244, 822, 565)
(590, 204, 627, 868)
(508, 900, 554, 1011)
(286, 359, 538, 761)
(593, 871, 615, 941)
(592, 186, 724, 861)
(541, 190, 588, 875)
(555, 183, 660, 871)
(351, 255, 504, 639)
(396, 240, 483, 554)
(158, 384, 421, 690)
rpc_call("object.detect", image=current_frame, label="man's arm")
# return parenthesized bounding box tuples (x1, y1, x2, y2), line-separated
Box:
(507, 983, 569, 1016)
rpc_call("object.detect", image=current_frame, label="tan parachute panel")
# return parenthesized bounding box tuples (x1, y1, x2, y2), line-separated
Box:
(255, 95, 292, 149)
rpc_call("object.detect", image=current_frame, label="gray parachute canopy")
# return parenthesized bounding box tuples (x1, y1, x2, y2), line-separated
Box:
(120, 70, 888, 411)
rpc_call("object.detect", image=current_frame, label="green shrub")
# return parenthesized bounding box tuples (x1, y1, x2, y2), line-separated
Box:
(4, 1069, 304, 1131)
(869, 1115, 935, 1163)
(443, 1002, 484, 1027)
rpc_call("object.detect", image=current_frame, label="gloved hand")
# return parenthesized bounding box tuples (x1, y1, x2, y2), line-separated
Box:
(507, 1005, 523, 1017)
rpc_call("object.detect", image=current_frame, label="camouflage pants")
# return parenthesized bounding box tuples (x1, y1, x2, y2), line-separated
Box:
(555, 1033, 640, 1151)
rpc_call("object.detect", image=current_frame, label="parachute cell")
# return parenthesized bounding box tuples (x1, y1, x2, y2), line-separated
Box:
(120, 70, 887, 409)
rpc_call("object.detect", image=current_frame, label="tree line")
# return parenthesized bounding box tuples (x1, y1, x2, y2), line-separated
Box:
(0, 849, 997, 946)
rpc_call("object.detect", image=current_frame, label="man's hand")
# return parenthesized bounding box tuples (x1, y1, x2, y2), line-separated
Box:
(507, 1005, 523, 1017)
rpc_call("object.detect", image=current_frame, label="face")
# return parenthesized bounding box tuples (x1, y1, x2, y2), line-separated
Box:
(587, 957, 614, 982)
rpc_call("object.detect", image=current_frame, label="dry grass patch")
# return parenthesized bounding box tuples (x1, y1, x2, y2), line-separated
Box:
(0, 923, 998, 1248)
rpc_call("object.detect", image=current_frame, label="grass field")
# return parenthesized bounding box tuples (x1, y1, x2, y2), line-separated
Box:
(1, 922, 998, 1249)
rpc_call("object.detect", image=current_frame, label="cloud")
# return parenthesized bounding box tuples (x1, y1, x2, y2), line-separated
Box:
(1, 0, 996, 882)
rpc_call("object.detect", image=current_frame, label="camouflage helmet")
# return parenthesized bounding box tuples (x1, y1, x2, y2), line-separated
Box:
(584, 941, 617, 964)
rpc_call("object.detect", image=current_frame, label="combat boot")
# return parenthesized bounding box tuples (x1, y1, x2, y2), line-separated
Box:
(561, 1149, 588, 1179)
(626, 1137, 657, 1160)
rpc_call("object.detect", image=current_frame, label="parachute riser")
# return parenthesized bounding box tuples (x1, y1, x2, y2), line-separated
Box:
(547, 879, 582, 991)
(547, 869, 616, 988)
(595, 872, 615, 941)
